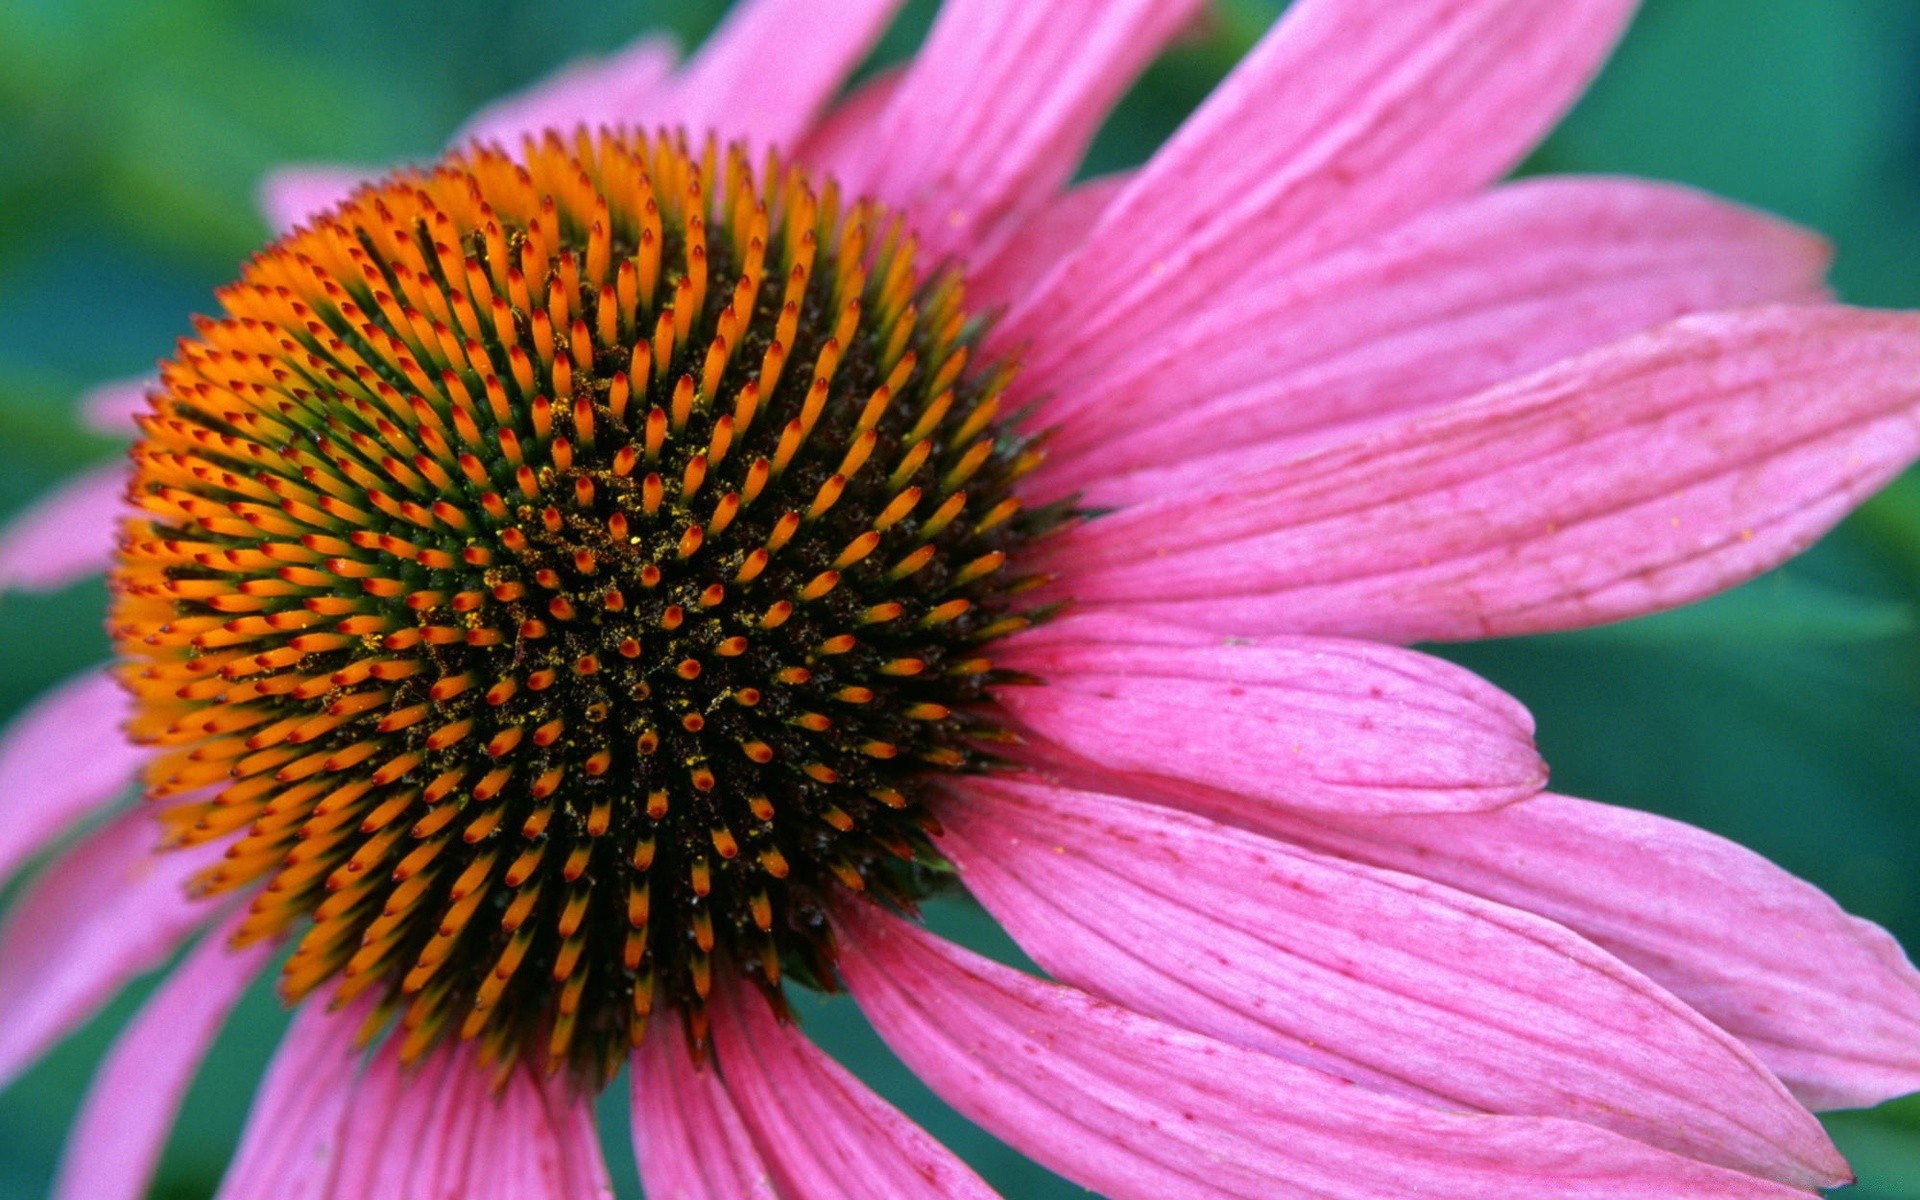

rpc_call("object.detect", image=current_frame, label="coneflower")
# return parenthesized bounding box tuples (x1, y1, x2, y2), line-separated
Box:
(4, 2, 1920, 1198)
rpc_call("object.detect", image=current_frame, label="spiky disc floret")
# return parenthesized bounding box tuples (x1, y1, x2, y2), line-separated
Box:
(109, 128, 1062, 1080)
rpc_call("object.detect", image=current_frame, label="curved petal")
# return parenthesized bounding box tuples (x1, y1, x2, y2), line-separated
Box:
(940, 776, 1843, 1188)
(1034, 177, 1833, 502)
(793, 67, 901, 174)
(479, 1066, 614, 1200)
(837, 0, 1203, 262)
(966, 173, 1130, 312)
(504, 1057, 618, 1198)
(651, 0, 904, 153)
(838, 906, 1820, 1200)
(214, 999, 367, 1200)
(79, 376, 153, 435)
(631, 1028, 778, 1200)
(257, 165, 371, 233)
(52, 910, 273, 1200)
(997, 612, 1542, 815)
(710, 986, 999, 1200)
(0, 668, 146, 890)
(326, 1044, 465, 1200)
(0, 807, 224, 1090)
(1042, 306, 1920, 642)
(222, 1003, 612, 1200)
(454, 33, 679, 149)
(1000, 0, 1637, 390)
(375, 1049, 611, 1200)
(1232, 791, 1920, 1112)
(0, 461, 128, 594)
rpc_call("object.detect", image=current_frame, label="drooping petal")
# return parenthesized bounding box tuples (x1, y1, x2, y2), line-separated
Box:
(214, 999, 367, 1200)
(52, 911, 273, 1200)
(1032, 178, 1832, 502)
(1229, 791, 1920, 1112)
(940, 776, 1844, 1188)
(0, 668, 146, 890)
(838, 906, 1819, 1200)
(836, 0, 1203, 262)
(631, 1028, 778, 1200)
(343, 1045, 613, 1200)
(709, 986, 1000, 1200)
(0, 808, 224, 1090)
(222, 1003, 613, 1200)
(650, 0, 904, 153)
(79, 376, 153, 435)
(1001, 0, 1637, 390)
(454, 33, 679, 148)
(0, 462, 128, 594)
(1042, 306, 1920, 642)
(997, 612, 1542, 814)
(257, 165, 371, 233)
(486, 1066, 615, 1200)
(509, 1058, 620, 1197)
(966, 173, 1130, 312)
(326, 1045, 465, 1200)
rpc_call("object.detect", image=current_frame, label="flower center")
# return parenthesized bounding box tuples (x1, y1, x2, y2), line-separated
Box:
(110, 129, 1059, 1080)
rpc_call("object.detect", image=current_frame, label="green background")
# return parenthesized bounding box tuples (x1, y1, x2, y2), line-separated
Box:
(3, 0, 1919, 1194)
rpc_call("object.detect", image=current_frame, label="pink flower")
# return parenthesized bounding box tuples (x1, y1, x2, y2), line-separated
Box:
(5, 1, 1920, 1198)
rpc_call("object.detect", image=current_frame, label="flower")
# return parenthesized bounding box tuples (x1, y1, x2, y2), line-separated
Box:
(4, 0, 1920, 1197)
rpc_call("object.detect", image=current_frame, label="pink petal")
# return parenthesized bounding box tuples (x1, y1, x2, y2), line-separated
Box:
(263, 35, 678, 236)
(1042, 305, 1920, 642)
(327, 1045, 465, 1200)
(838, 906, 1821, 1200)
(941, 776, 1845, 1188)
(999, 0, 1637, 391)
(349, 1047, 612, 1200)
(52, 911, 273, 1200)
(491, 1059, 617, 1198)
(454, 33, 679, 149)
(793, 67, 901, 173)
(1232, 791, 1920, 1112)
(220, 1003, 613, 1200)
(966, 173, 1130, 312)
(836, 0, 1203, 262)
(651, 0, 904, 153)
(997, 611, 1542, 815)
(709, 985, 999, 1200)
(0, 461, 128, 594)
(0, 668, 147, 890)
(79, 376, 153, 435)
(631, 1028, 778, 1200)
(1033, 178, 1833, 503)
(0, 807, 223, 1090)
(257, 164, 371, 233)
(214, 999, 368, 1200)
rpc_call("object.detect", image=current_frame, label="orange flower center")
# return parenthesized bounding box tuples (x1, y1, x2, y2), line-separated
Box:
(109, 128, 1059, 1080)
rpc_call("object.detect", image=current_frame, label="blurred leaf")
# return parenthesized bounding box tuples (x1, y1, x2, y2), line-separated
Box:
(1824, 1102, 1920, 1199)
(0, 369, 121, 493)
(1562, 575, 1914, 648)
(1541, 0, 1920, 309)
(1545, 0, 1895, 226)
(0, 581, 114, 729)
(1852, 473, 1920, 583)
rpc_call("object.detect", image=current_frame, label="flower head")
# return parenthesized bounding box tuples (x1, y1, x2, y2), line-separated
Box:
(6, 1, 1920, 1198)
(120, 129, 1058, 1076)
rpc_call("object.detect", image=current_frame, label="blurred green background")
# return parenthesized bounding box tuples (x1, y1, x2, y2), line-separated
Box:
(3, 0, 1920, 1195)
